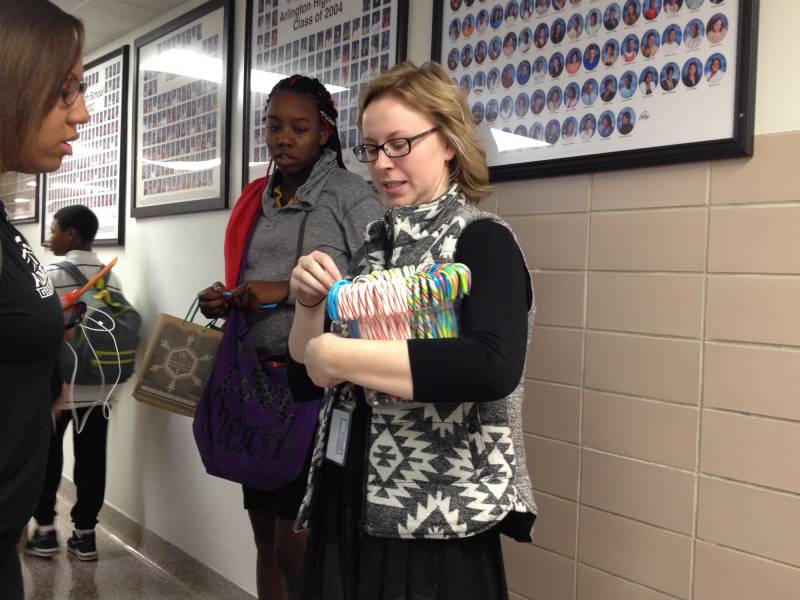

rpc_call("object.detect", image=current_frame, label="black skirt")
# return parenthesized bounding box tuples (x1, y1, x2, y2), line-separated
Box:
(295, 399, 509, 600)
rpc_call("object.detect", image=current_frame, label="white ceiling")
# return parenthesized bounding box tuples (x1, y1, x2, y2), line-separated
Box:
(52, 0, 188, 54)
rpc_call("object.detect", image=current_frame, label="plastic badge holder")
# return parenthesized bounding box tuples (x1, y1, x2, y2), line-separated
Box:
(344, 298, 463, 407)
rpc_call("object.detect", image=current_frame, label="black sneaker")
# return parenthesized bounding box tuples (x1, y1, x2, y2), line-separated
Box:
(24, 528, 59, 558)
(67, 531, 98, 561)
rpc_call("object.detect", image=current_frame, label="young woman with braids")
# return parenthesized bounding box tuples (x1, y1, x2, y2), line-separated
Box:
(197, 75, 383, 600)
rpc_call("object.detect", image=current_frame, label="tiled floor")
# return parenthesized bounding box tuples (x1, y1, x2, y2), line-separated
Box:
(20, 491, 253, 600)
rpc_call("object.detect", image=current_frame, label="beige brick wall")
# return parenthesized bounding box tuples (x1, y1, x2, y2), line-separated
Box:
(503, 130, 800, 600)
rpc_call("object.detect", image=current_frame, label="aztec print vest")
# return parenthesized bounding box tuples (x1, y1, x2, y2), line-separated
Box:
(296, 185, 538, 541)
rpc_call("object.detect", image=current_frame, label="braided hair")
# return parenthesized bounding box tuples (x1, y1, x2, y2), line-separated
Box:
(265, 75, 345, 168)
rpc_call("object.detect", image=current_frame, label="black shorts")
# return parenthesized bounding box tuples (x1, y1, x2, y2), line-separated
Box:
(242, 461, 311, 521)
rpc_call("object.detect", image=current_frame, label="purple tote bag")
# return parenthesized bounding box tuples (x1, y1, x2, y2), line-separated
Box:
(193, 308, 321, 490)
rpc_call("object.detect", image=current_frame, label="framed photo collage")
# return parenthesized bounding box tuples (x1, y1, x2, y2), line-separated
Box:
(0, 0, 759, 234)
(433, 0, 758, 179)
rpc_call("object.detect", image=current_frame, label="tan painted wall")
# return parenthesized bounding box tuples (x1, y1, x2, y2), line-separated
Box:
(491, 133, 800, 599)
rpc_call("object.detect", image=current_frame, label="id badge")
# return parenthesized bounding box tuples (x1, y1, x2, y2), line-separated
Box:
(325, 405, 352, 466)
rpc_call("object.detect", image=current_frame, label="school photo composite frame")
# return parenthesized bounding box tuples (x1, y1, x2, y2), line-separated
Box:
(243, 0, 410, 185)
(432, 0, 759, 181)
(40, 46, 129, 246)
(0, 172, 40, 225)
(132, 0, 234, 218)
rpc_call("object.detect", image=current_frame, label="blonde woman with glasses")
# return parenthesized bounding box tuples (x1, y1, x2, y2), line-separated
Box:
(288, 62, 537, 600)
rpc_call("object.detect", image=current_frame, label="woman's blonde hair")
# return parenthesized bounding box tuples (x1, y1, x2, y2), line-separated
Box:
(0, 1, 84, 172)
(358, 61, 491, 204)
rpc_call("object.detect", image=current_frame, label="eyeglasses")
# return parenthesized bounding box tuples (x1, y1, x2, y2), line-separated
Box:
(62, 76, 88, 106)
(352, 127, 438, 163)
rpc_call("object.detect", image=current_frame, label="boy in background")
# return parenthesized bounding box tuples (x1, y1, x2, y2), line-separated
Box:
(25, 205, 123, 561)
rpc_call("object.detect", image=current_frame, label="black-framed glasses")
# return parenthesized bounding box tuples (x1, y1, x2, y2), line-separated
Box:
(352, 127, 438, 163)
(62, 76, 88, 107)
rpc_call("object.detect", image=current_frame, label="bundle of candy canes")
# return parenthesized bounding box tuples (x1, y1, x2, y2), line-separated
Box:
(326, 263, 472, 341)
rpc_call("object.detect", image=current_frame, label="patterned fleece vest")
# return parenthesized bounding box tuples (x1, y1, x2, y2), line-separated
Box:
(296, 185, 538, 541)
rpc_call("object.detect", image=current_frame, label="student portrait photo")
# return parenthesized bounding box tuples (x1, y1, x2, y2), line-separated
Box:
(604, 3, 621, 30)
(663, 0, 683, 15)
(534, 23, 549, 49)
(686, 0, 704, 8)
(476, 9, 490, 33)
(533, 56, 547, 79)
(546, 85, 563, 110)
(470, 101, 484, 125)
(489, 35, 503, 60)
(517, 59, 532, 84)
(602, 39, 620, 66)
(564, 82, 580, 108)
(529, 122, 545, 141)
(461, 44, 474, 68)
(515, 92, 530, 117)
(612, 70, 634, 99)
(519, 27, 533, 53)
(639, 65, 659, 95)
(565, 48, 582, 74)
(551, 18, 566, 44)
(707, 13, 729, 44)
(660, 61, 680, 90)
(459, 74, 472, 96)
(447, 48, 460, 71)
(623, 0, 641, 26)
(682, 57, 703, 87)
(450, 0, 462, 10)
(514, 124, 528, 137)
(662, 24, 682, 52)
(490, 4, 504, 28)
(475, 39, 488, 64)
(505, 0, 519, 25)
(462, 13, 475, 37)
(473, 70, 487, 92)
(642, 0, 661, 20)
(684, 19, 704, 49)
(500, 95, 514, 119)
(552, 0, 566, 10)
(520, 0, 534, 20)
(580, 113, 597, 139)
(567, 13, 583, 40)
(549, 51, 564, 77)
(532, 89, 546, 113)
(586, 9, 601, 35)
(545, 118, 561, 144)
(485, 98, 500, 122)
(705, 53, 727, 83)
(641, 29, 660, 58)
(600, 74, 618, 101)
(501, 63, 517, 88)
(535, 0, 550, 16)
(503, 31, 518, 57)
(487, 67, 500, 91)
(584, 43, 600, 69)
(617, 107, 636, 134)
(581, 78, 598, 104)
(562, 115, 578, 140)
(622, 34, 640, 62)
(598, 110, 615, 137)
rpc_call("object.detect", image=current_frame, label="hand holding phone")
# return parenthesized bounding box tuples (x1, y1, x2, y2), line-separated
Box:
(64, 301, 87, 331)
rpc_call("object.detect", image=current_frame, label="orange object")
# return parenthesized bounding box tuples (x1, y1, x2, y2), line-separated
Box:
(60, 257, 118, 309)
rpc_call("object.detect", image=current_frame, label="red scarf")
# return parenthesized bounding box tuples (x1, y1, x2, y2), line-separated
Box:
(224, 176, 269, 289)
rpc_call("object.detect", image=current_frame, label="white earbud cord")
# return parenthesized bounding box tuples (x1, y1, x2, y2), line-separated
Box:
(63, 305, 121, 433)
